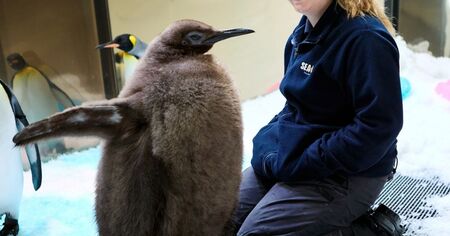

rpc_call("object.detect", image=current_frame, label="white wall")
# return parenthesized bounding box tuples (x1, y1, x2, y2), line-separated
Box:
(109, 0, 299, 100)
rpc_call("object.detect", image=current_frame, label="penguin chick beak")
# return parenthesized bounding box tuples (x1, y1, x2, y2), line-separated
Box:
(203, 28, 254, 45)
(96, 42, 120, 49)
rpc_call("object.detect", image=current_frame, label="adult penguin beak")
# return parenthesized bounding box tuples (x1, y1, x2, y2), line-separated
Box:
(203, 28, 254, 45)
(96, 42, 120, 49)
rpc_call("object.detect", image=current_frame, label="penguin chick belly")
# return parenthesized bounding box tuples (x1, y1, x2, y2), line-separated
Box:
(147, 68, 243, 233)
(0, 89, 23, 218)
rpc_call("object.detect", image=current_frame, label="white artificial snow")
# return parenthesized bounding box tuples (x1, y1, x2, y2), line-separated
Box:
(395, 37, 450, 183)
(19, 148, 99, 235)
(394, 37, 450, 235)
(406, 194, 450, 235)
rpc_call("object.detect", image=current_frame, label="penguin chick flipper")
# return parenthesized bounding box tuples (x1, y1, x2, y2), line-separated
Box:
(13, 104, 131, 146)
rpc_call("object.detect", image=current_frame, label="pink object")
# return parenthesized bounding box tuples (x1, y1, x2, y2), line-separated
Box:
(436, 80, 450, 101)
(266, 80, 281, 94)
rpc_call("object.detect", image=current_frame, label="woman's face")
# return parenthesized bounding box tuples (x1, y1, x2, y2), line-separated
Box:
(289, 0, 331, 14)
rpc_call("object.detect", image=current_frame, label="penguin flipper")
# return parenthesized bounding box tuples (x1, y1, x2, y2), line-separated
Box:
(36, 67, 76, 109)
(26, 144, 42, 190)
(0, 79, 42, 190)
(50, 85, 76, 110)
(13, 100, 135, 146)
(16, 121, 42, 191)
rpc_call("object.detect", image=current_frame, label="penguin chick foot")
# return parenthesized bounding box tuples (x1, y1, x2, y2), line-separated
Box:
(0, 218, 19, 236)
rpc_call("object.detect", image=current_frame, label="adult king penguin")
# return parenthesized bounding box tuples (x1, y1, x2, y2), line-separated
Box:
(7, 53, 75, 118)
(97, 34, 148, 87)
(13, 19, 253, 236)
(97, 33, 147, 59)
(7, 53, 74, 156)
(0, 79, 42, 236)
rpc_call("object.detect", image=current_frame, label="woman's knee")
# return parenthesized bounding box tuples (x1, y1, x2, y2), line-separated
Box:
(236, 217, 267, 236)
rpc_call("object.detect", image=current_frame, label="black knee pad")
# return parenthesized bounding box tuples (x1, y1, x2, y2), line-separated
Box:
(357, 204, 405, 236)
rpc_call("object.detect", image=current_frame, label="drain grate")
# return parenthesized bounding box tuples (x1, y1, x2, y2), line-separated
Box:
(374, 174, 450, 234)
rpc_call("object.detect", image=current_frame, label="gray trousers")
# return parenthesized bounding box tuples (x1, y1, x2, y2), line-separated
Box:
(231, 167, 389, 236)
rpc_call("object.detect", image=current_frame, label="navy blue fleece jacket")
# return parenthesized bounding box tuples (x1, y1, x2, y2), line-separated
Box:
(251, 4, 403, 182)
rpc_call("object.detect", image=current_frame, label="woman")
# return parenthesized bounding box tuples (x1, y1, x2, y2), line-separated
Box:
(232, 0, 403, 235)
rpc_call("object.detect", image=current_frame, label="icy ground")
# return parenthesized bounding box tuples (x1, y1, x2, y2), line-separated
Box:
(9, 37, 450, 235)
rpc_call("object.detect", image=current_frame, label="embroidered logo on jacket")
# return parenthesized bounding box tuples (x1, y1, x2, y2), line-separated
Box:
(300, 62, 314, 74)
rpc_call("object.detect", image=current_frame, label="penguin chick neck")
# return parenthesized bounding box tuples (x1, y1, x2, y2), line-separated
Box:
(145, 19, 254, 61)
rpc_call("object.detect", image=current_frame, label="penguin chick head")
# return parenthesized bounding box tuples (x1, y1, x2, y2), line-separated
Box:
(157, 19, 254, 55)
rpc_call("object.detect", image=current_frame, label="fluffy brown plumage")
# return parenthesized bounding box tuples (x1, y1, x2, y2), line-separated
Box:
(13, 19, 253, 235)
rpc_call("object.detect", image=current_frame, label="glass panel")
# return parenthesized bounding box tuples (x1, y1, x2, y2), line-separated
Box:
(0, 0, 105, 157)
(398, 0, 447, 56)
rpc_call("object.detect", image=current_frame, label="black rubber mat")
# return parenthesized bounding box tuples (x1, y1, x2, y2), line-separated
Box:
(374, 174, 450, 235)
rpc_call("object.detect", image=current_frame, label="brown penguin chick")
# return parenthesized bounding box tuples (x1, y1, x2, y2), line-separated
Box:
(13, 19, 253, 236)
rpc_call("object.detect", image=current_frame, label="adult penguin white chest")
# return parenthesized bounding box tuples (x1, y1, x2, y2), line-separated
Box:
(97, 34, 147, 87)
(0, 79, 42, 236)
(0, 82, 23, 228)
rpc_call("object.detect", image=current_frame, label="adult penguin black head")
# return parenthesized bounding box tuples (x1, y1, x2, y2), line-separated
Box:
(97, 34, 148, 59)
(6, 53, 28, 71)
(97, 34, 134, 52)
(151, 19, 254, 58)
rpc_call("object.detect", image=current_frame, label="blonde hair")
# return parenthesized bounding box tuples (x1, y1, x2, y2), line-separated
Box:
(336, 0, 396, 35)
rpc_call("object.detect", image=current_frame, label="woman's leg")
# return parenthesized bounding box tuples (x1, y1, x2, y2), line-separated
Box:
(229, 167, 275, 234)
(237, 174, 389, 236)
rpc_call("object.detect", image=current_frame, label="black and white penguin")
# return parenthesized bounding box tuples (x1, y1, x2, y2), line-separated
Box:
(14, 19, 253, 235)
(97, 34, 148, 87)
(97, 33, 148, 59)
(7, 53, 74, 156)
(0, 79, 41, 236)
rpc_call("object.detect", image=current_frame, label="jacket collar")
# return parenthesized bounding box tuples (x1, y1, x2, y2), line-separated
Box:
(291, 1, 343, 46)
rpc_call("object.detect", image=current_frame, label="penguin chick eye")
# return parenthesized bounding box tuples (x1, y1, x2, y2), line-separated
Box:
(183, 31, 206, 46)
(189, 33, 202, 41)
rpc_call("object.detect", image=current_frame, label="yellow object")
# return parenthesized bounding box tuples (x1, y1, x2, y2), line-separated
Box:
(129, 35, 137, 47)
(12, 66, 59, 122)
(116, 52, 139, 88)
